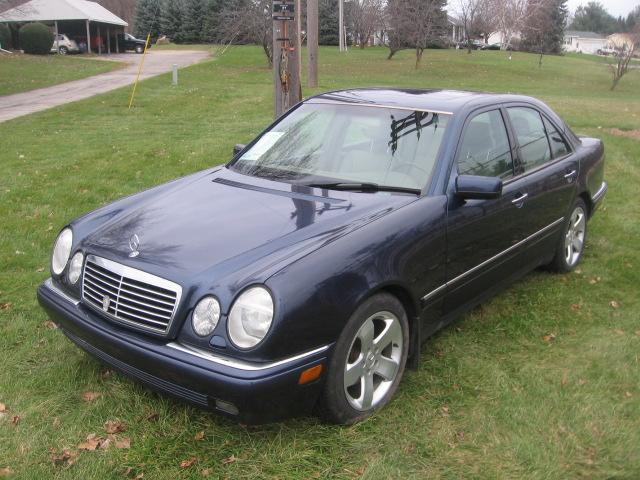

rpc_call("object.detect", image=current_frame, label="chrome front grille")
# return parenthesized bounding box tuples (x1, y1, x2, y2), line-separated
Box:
(82, 255, 182, 334)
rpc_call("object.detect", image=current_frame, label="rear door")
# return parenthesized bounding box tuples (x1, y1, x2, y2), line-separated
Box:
(504, 106, 578, 250)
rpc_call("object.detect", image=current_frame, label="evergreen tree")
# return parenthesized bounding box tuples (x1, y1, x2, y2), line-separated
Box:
(202, 0, 222, 43)
(521, 0, 567, 62)
(318, 0, 339, 45)
(570, 1, 617, 34)
(161, 0, 184, 43)
(134, 0, 161, 39)
(181, 0, 205, 43)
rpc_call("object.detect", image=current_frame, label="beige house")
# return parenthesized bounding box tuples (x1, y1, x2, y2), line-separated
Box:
(607, 33, 636, 50)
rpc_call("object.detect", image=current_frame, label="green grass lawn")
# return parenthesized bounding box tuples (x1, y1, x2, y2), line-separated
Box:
(0, 54, 125, 96)
(0, 46, 638, 479)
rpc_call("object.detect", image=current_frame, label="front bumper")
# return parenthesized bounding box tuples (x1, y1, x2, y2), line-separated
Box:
(37, 279, 332, 423)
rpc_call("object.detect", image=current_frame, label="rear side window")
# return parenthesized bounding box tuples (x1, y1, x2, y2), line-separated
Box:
(457, 110, 514, 179)
(507, 107, 551, 172)
(543, 117, 570, 159)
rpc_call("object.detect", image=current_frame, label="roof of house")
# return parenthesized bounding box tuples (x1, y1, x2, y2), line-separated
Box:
(447, 15, 462, 26)
(564, 30, 606, 39)
(0, 0, 127, 26)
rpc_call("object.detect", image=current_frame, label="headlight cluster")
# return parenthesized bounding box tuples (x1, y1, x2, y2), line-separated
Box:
(51, 228, 73, 275)
(227, 287, 273, 349)
(192, 296, 221, 336)
(51, 228, 84, 284)
(191, 286, 274, 349)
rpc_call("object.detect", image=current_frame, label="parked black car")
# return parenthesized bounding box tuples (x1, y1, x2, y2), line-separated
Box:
(116, 33, 148, 53)
(38, 89, 606, 424)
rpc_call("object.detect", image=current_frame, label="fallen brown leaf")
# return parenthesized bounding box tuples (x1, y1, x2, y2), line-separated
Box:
(441, 405, 450, 416)
(610, 300, 620, 309)
(0, 467, 14, 477)
(201, 468, 213, 476)
(36, 267, 45, 272)
(194, 431, 205, 441)
(561, 371, 569, 387)
(0, 303, 12, 311)
(104, 419, 126, 434)
(100, 369, 114, 380)
(115, 437, 131, 449)
(78, 433, 102, 451)
(11, 415, 20, 426)
(543, 333, 556, 343)
(145, 412, 159, 422)
(578, 378, 587, 385)
(613, 329, 625, 335)
(43, 320, 57, 329)
(570, 303, 581, 311)
(82, 391, 101, 402)
(222, 454, 237, 465)
(99, 436, 112, 450)
(180, 457, 197, 468)
(625, 392, 632, 398)
(635, 330, 640, 337)
(0, 403, 6, 412)
(51, 448, 77, 466)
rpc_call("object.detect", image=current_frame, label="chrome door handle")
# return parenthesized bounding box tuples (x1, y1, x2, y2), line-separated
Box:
(564, 170, 577, 182)
(511, 193, 528, 206)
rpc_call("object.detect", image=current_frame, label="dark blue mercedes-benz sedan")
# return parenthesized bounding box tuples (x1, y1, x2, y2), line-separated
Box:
(37, 89, 607, 424)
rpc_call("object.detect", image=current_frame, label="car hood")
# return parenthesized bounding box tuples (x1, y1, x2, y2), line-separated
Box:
(78, 167, 416, 290)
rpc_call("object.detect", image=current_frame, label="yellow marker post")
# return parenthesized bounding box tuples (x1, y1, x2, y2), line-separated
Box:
(128, 33, 151, 110)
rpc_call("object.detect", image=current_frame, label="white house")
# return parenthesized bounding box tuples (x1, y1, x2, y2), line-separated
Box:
(563, 30, 607, 54)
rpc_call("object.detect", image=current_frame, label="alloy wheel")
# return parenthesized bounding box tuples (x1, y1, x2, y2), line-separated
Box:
(565, 205, 586, 266)
(343, 311, 403, 411)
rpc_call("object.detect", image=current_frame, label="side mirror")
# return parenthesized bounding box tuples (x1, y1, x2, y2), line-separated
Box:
(455, 175, 502, 200)
(233, 144, 246, 156)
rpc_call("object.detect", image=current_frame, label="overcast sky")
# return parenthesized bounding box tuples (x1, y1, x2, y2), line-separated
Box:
(566, 0, 637, 18)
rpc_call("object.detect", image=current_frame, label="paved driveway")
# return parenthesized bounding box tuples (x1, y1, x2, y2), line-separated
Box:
(0, 50, 210, 123)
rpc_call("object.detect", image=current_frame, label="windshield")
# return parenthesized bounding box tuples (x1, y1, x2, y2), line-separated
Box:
(230, 103, 449, 191)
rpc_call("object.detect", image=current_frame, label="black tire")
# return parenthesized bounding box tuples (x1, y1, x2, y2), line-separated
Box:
(319, 293, 409, 424)
(549, 198, 588, 273)
(135, 45, 144, 54)
(58, 46, 68, 55)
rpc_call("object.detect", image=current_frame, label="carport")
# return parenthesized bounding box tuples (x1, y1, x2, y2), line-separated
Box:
(0, 0, 128, 54)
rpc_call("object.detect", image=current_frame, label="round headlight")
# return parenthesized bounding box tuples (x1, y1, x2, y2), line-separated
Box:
(51, 228, 73, 275)
(228, 287, 273, 349)
(68, 252, 84, 284)
(192, 296, 221, 337)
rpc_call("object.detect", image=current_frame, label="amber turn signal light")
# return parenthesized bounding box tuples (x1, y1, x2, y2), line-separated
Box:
(298, 364, 323, 385)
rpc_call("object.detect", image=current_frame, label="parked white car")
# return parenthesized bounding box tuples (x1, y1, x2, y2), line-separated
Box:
(51, 34, 80, 55)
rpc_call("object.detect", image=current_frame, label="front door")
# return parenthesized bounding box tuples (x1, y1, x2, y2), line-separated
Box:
(443, 107, 531, 316)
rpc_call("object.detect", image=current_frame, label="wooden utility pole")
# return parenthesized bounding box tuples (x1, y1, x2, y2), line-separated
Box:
(307, 0, 318, 87)
(338, 0, 345, 52)
(272, 0, 302, 118)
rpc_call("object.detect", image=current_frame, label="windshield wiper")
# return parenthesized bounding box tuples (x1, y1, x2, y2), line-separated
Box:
(306, 182, 421, 195)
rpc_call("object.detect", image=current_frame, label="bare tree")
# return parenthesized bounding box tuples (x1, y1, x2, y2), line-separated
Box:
(520, 0, 567, 67)
(219, 0, 273, 66)
(609, 27, 638, 90)
(489, 0, 526, 50)
(384, 0, 447, 67)
(349, 0, 385, 48)
(456, 0, 489, 52)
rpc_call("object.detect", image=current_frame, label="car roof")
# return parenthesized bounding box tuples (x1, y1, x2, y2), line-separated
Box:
(306, 88, 545, 115)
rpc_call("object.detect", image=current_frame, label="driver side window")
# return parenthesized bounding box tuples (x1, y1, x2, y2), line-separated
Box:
(457, 110, 514, 179)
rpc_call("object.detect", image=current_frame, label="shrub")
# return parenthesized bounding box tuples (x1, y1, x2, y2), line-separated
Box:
(0, 23, 12, 50)
(19, 22, 53, 55)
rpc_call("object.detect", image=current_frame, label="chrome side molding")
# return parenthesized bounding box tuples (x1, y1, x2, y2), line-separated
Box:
(166, 342, 330, 371)
(421, 217, 565, 303)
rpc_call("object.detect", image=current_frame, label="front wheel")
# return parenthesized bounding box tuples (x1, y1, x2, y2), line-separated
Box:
(58, 46, 68, 55)
(319, 293, 409, 424)
(135, 44, 144, 54)
(549, 199, 588, 272)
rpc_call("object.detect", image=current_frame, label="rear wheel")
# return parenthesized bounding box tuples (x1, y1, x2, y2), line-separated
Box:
(58, 46, 68, 55)
(549, 199, 587, 272)
(135, 44, 144, 54)
(319, 293, 409, 424)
